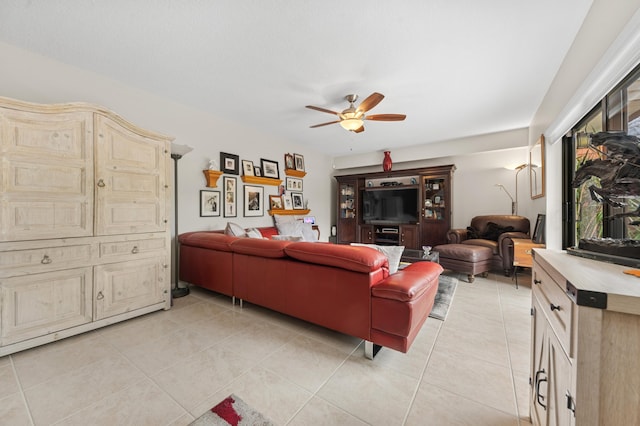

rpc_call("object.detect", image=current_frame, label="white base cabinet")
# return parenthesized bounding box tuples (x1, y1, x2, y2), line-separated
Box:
(531, 249, 640, 426)
(0, 97, 172, 356)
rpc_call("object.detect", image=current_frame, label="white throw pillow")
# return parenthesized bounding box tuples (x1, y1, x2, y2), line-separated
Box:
(351, 243, 405, 274)
(225, 222, 246, 237)
(276, 221, 303, 238)
(301, 223, 318, 242)
(274, 214, 297, 225)
(271, 235, 304, 241)
(245, 227, 264, 239)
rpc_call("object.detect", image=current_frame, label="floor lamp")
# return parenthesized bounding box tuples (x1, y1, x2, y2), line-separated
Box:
(496, 163, 529, 215)
(171, 143, 193, 299)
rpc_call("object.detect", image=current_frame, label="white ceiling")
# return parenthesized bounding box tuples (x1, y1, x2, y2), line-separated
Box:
(0, 1, 593, 157)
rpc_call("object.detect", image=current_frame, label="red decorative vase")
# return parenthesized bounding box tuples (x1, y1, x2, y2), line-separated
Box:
(383, 151, 392, 171)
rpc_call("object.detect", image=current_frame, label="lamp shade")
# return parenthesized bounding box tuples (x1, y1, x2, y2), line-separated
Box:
(171, 143, 193, 158)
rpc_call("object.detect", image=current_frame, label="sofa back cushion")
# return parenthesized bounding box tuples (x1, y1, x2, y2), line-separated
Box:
(230, 238, 292, 258)
(178, 232, 237, 251)
(285, 242, 388, 273)
(470, 215, 530, 236)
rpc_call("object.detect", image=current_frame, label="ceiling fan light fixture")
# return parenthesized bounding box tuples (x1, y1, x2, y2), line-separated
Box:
(340, 117, 364, 131)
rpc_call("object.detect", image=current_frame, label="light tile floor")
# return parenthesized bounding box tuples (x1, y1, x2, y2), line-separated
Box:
(0, 271, 534, 425)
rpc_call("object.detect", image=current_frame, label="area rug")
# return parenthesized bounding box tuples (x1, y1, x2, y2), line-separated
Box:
(190, 394, 275, 426)
(428, 274, 458, 321)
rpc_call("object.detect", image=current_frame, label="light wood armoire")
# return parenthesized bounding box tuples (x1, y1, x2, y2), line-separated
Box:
(0, 97, 173, 356)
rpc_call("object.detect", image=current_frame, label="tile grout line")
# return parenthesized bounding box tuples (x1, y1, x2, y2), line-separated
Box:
(497, 280, 530, 425)
(282, 339, 363, 425)
(400, 319, 444, 425)
(9, 355, 36, 426)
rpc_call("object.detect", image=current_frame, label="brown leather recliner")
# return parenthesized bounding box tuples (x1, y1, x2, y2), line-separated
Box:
(446, 215, 530, 276)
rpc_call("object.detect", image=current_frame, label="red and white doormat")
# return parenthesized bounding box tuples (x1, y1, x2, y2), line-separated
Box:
(190, 394, 275, 426)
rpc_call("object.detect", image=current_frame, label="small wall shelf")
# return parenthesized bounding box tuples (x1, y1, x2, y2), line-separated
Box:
(202, 170, 223, 187)
(268, 209, 310, 216)
(241, 176, 282, 186)
(285, 168, 306, 178)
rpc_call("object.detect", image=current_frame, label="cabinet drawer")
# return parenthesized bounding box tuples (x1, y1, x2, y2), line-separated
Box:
(0, 244, 93, 274)
(533, 264, 573, 356)
(99, 237, 167, 260)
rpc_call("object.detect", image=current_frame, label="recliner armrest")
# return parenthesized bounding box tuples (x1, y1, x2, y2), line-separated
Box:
(447, 228, 468, 244)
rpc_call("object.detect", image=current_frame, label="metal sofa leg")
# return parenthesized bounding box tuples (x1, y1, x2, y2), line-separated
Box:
(467, 274, 475, 283)
(364, 341, 382, 360)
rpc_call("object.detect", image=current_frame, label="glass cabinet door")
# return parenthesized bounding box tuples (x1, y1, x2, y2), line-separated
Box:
(339, 183, 356, 219)
(423, 178, 446, 220)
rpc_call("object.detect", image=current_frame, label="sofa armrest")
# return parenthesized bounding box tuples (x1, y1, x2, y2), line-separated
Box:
(447, 228, 468, 244)
(372, 262, 443, 301)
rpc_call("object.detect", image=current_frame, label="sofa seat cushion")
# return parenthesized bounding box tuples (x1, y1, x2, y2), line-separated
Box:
(372, 262, 443, 302)
(230, 238, 292, 258)
(285, 242, 388, 273)
(462, 238, 499, 255)
(178, 232, 237, 251)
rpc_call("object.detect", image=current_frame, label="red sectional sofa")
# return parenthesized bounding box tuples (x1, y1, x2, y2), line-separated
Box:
(178, 228, 443, 358)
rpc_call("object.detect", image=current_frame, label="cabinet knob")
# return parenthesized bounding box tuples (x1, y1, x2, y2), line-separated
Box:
(533, 279, 541, 285)
(41, 254, 52, 264)
(131, 246, 139, 254)
(97, 179, 106, 188)
(96, 291, 104, 300)
(550, 303, 561, 312)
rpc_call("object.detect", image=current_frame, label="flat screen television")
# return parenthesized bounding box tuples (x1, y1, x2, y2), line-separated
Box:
(362, 187, 419, 224)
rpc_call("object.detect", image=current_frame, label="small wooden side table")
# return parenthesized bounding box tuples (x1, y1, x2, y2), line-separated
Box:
(512, 238, 545, 288)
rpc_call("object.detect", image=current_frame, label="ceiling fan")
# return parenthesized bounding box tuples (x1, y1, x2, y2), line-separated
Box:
(306, 92, 406, 133)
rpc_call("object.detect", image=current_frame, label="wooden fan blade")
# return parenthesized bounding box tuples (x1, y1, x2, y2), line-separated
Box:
(357, 92, 384, 113)
(306, 105, 339, 115)
(365, 114, 406, 121)
(310, 120, 341, 128)
(354, 125, 365, 133)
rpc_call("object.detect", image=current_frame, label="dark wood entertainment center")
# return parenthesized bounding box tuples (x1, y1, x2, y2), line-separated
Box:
(335, 165, 455, 249)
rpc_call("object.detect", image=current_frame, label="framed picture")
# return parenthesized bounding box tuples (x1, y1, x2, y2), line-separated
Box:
(269, 195, 283, 210)
(282, 193, 293, 210)
(284, 153, 294, 170)
(260, 158, 280, 179)
(242, 160, 254, 176)
(294, 153, 305, 172)
(223, 176, 237, 217)
(291, 192, 304, 210)
(200, 190, 220, 217)
(532, 213, 546, 244)
(254, 166, 262, 177)
(286, 177, 303, 191)
(243, 185, 264, 217)
(220, 152, 240, 175)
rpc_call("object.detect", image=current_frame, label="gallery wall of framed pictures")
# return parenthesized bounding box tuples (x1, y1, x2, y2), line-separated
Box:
(201, 151, 308, 219)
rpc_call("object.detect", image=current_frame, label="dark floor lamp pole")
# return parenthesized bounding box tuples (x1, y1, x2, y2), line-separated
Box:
(170, 143, 193, 299)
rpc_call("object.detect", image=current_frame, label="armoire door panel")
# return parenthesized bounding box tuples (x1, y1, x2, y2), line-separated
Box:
(0, 267, 93, 345)
(94, 257, 167, 320)
(94, 115, 167, 236)
(0, 109, 93, 241)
